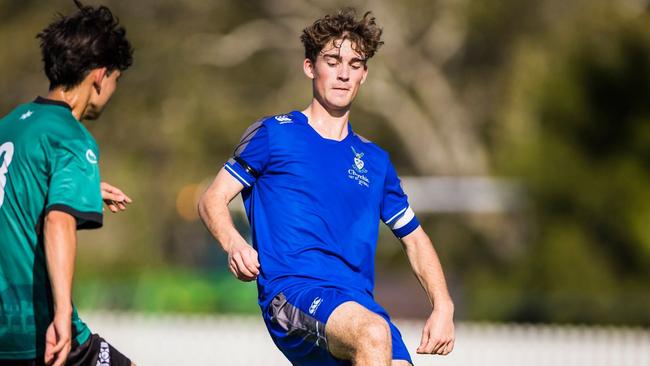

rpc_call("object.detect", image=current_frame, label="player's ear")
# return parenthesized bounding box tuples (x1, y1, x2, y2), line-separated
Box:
(303, 58, 316, 80)
(91, 68, 108, 94)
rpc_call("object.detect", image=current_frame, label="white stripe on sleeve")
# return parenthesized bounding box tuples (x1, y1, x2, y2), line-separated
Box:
(389, 206, 415, 230)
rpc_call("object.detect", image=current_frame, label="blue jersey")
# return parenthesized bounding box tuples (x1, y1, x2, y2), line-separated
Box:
(224, 111, 420, 308)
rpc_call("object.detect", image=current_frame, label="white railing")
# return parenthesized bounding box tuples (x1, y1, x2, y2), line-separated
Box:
(81, 312, 650, 365)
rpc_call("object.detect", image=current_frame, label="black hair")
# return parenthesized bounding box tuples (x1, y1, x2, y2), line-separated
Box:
(36, 0, 133, 90)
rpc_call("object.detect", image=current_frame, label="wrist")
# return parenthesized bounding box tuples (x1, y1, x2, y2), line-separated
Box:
(53, 303, 73, 317)
(433, 297, 454, 313)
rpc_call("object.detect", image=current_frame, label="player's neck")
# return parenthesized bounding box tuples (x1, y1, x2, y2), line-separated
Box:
(302, 100, 350, 141)
(46, 85, 91, 121)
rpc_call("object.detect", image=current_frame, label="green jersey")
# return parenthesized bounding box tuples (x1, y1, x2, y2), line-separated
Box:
(0, 97, 103, 359)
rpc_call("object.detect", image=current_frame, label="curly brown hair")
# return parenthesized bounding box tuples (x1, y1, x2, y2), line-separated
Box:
(300, 8, 384, 63)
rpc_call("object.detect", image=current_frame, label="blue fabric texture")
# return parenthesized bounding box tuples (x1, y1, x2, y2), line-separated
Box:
(224, 111, 420, 310)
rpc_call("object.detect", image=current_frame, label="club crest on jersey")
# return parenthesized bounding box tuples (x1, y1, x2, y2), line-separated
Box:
(348, 146, 370, 187)
(351, 146, 367, 174)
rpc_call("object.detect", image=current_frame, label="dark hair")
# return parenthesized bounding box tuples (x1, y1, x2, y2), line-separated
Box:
(37, 0, 133, 90)
(300, 8, 383, 63)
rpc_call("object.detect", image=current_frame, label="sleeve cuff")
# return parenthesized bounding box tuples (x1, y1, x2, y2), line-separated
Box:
(45, 204, 103, 230)
(224, 158, 255, 188)
(393, 216, 420, 238)
(385, 206, 420, 238)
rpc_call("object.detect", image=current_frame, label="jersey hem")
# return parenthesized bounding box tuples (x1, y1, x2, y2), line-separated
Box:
(0, 349, 38, 360)
(0, 329, 91, 361)
(45, 204, 103, 229)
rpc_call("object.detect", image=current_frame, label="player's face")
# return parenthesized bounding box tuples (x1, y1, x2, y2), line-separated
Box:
(83, 69, 121, 120)
(304, 38, 368, 112)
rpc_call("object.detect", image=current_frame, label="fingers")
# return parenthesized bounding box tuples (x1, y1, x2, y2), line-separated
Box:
(52, 344, 70, 366)
(442, 339, 455, 355)
(244, 248, 261, 271)
(416, 326, 430, 353)
(52, 345, 70, 366)
(417, 336, 445, 355)
(101, 182, 133, 214)
(102, 190, 125, 202)
(50, 335, 67, 357)
(44, 325, 56, 364)
(417, 329, 454, 355)
(44, 325, 70, 366)
(229, 246, 260, 281)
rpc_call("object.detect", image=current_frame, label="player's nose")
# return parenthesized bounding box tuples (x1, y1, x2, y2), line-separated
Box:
(337, 64, 350, 81)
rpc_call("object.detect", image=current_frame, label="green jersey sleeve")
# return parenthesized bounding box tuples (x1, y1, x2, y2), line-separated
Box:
(43, 132, 103, 229)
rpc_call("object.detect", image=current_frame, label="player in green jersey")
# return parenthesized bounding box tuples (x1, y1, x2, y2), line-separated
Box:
(0, 1, 134, 365)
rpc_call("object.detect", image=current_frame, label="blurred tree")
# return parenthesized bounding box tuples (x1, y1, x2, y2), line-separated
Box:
(494, 1, 650, 324)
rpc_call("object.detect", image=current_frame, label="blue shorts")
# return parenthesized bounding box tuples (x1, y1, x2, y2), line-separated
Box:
(261, 285, 412, 365)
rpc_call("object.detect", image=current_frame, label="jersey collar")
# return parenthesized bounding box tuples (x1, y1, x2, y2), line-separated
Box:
(34, 96, 72, 111)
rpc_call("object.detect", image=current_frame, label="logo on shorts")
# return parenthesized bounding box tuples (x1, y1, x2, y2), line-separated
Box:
(86, 149, 98, 164)
(309, 297, 323, 315)
(97, 341, 110, 366)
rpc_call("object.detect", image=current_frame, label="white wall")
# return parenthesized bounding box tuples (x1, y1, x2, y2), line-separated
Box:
(82, 313, 650, 366)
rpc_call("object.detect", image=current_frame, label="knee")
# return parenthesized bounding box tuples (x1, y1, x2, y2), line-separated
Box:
(359, 317, 391, 349)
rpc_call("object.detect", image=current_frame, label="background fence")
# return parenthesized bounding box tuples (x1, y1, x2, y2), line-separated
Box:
(83, 312, 650, 365)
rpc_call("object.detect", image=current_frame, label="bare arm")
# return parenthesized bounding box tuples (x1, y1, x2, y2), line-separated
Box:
(198, 168, 260, 281)
(43, 210, 76, 366)
(401, 226, 455, 356)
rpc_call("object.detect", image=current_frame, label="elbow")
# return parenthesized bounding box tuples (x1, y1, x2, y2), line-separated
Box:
(197, 193, 209, 222)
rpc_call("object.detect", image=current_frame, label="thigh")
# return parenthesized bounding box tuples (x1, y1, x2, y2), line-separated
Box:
(67, 334, 132, 366)
(392, 361, 412, 366)
(354, 298, 413, 364)
(325, 301, 392, 360)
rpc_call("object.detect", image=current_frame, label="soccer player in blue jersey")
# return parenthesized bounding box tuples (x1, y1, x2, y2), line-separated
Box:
(199, 8, 454, 365)
(0, 1, 134, 365)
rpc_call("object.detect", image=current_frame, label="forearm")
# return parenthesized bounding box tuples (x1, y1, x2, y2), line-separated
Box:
(198, 194, 244, 252)
(43, 211, 77, 316)
(403, 228, 453, 310)
(198, 169, 248, 253)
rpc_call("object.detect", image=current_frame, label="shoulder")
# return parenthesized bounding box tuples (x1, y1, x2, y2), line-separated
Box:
(258, 112, 302, 128)
(30, 108, 87, 141)
(352, 132, 389, 160)
(241, 111, 302, 138)
(34, 115, 98, 160)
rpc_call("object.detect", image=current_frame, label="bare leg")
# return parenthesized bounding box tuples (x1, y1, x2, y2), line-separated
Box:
(392, 360, 412, 366)
(325, 301, 392, 366)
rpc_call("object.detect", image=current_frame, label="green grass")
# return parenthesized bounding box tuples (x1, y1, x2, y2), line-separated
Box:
(74, 268, 259, 314)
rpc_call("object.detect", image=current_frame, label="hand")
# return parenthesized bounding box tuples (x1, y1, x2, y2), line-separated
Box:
(417, 301, 455, 356)
(227, 241, 260, 282)
(101, 181, 132, 213)
(44, 312, 72, 366)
